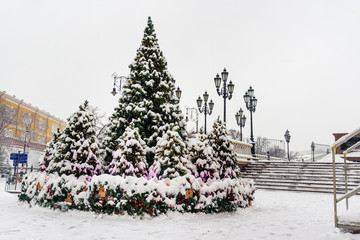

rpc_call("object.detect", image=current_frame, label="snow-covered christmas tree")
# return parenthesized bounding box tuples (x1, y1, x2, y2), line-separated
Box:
(188, 128, 220, 182)
(149, 125, 191, 179)
(208, 117, 240, 179)
(46, 101, 102, 178)
(102, 16, 187, 169)
(39, 128, 61, 172)
(108, 123, 148, 177)
(20, 17, 256, 217)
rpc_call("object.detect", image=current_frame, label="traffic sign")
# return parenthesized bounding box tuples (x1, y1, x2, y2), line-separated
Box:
(10, 153, 28, 164)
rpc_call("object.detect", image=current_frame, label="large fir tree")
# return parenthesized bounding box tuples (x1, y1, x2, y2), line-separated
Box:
(208, 117, 240, 179)
(102, 17, 187, 169)
(46, 101, 102, 178)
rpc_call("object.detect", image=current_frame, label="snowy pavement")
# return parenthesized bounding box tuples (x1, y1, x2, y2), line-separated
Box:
(1, 179, 359, 240)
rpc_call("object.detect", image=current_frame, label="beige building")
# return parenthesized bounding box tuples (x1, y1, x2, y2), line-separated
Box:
(0, 90, 66, 151)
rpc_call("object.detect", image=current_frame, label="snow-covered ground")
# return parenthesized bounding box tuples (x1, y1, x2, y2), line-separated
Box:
(1, 179, 359, 240)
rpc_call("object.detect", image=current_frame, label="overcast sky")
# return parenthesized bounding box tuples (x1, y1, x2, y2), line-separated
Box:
(1, 0, 360, 152)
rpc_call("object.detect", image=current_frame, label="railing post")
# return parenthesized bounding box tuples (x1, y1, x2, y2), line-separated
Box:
(332, 147, 338, 228)
(344, 153, 348, 210)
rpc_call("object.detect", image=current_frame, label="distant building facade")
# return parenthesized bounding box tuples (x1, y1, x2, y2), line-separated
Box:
(0, 90, 66, 152)
(333, 132, 360, 161)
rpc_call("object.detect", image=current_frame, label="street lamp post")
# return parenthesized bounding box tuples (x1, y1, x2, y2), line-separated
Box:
(284, 130, 291, 161)
(214, 68, 234, 123)
(235, 108, 246, 141)
(311, 141, 315, 162)
(23, 127, 31, 171)
(110, 72, 182, 103)
(185, 107, 199, 133)
(110, 72, 128, 96)
(196, 91, 214, 134)
(23, 127, 30, 154)
(174, 87, 182, 103)
(244, 86, 258, 156)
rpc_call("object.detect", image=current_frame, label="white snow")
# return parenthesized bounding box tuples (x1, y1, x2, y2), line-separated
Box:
(1, 178, 359, 239)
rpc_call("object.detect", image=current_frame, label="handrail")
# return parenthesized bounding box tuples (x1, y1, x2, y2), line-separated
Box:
(337, 186, 360, 203)
(332, 127, 360, 230)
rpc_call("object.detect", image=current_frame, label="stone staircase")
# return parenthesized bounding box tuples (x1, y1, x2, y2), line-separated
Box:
(240, 161, 360, 194)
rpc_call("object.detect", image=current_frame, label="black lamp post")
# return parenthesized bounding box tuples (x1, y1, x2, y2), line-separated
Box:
(174, 87, 182, 103)
(23, 127, 31, 170)
(244, 86, 258, 156)
(214, 68, 234, 123)
(311, 141, 315, 162)
(185, 107, 199, 133)
(284, 129, 291, 161)
(196, 91, 214, 134)
(110, 73, 182, 102)
(23, 127, 31, 154)
(110, 72, 128, 96)
(235, 108, 246, 141)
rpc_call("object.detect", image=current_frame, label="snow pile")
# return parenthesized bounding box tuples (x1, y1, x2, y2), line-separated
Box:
(19, 172, 255, 216)
(338, 208, 360, 225)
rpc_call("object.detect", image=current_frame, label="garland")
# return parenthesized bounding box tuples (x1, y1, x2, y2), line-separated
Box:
(19, 173, 255, 216)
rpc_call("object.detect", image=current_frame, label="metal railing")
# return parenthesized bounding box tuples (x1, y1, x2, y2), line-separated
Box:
(331, 127, 360, 230)
(5, 173, 23, 193)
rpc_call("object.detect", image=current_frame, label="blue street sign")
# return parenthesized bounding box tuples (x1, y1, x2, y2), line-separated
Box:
(10, 153, 28, 163)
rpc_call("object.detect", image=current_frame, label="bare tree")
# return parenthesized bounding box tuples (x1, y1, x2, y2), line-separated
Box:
(88, 105, 107, 141)
(268, 145, 286, 158)
(290, 151, 302, 161)
(0, 96, 18, 173)
(19, 112, 36, 152)
(255, 136, 269, 155)
(228, 129, 240, 140)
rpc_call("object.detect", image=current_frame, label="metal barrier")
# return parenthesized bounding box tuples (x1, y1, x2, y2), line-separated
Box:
(5, 174, 23, 193)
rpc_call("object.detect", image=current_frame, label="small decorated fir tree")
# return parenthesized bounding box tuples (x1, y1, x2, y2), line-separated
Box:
(149, 125, 191, 179)
(188, 128, 220, 182)
(208, 117, 240, 179)
(46, 101, 102, 178)
(108, 124, 148, 177)
(39, 129, 61, 172)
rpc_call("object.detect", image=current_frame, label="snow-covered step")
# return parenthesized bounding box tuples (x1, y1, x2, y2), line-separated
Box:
(245, 166, 360, 171)
(241, 173, 360, 181)
(241, 175, 360, 183)
(246, 172, 360, 176)
(256, 185, 346, 194)
(254, 179, 359, 187)
(253, 180, 356, 189)
(240, 161, 360, 194)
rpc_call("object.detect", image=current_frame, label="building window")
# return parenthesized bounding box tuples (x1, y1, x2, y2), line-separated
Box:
(38, 118, 46, 131)
(2, 105, 16, 120)
(6, 129, 14, 138)
(52, 124, 59, 133)
(20, 132, 26, 141)
(22, 112, 33, 127)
